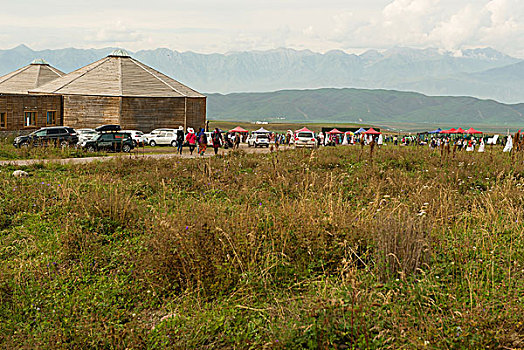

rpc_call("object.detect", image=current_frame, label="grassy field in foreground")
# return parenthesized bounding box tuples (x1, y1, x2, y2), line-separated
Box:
(0, 146, 523, 348)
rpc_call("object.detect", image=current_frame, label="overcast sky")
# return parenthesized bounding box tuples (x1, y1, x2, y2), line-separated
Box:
(1, 0, 523, 57)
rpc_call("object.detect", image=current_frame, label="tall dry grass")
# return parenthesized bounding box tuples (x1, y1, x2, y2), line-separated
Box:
(0, 145, 522, 348)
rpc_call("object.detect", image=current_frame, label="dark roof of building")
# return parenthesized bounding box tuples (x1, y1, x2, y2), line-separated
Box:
(0, 59, 64, 94)
(31, 49, 205, 98)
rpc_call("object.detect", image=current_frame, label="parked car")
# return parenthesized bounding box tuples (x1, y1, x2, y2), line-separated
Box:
(247, 134, 270, 147)
(95, 124, 121, 133)
(148, 131, 178, 146)
(294, 131, 317, 148)
(80, 132, 134, 152)
(143, 128, 177, 145)
(76, 128, 98, 144)
(13, 126, 78, 148)
(121, 130, 146, 146)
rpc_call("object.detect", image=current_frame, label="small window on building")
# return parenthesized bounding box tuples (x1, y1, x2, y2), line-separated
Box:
(0, 112, 6, 129)
(46, 111, 56, 125)
(25, 112, 36, 127)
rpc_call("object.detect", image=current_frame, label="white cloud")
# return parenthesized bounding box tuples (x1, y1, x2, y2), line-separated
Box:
(85, 21, 144, 44)
(428, 5, 485, 50)
(0, 0, 523, 57)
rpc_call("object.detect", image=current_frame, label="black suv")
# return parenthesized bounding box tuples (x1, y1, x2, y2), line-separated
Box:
(13, 127, 79, 148)
(81, 132, 134, 153)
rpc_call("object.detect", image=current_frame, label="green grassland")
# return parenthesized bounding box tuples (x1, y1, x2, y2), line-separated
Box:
(209, 120, 364, 133)
(0, 146, 523, 348)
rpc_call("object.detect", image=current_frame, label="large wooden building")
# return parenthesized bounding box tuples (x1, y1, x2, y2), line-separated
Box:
(31, 50, 206, 132)
(0, 59, 63, 131)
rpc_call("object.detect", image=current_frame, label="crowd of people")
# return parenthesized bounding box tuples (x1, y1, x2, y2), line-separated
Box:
(170, 125, 519, 156)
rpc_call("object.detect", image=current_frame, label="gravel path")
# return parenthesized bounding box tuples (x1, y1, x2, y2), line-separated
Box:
(0, 145, 278, 167)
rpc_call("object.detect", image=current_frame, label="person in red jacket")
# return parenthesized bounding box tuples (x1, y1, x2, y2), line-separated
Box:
(185, 128, 196, 155)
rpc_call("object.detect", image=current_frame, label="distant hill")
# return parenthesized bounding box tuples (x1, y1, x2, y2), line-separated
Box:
(0, 45, 523, 103)
(207, 88, 524, 126)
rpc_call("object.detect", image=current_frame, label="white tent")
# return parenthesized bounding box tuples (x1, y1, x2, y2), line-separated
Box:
(254, 127, 270, 134)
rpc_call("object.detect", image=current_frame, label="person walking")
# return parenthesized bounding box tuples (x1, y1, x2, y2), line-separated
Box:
(176, 126, 184, 155)
(185, 128, 196, 155)
(234, 133, 241, 149)
(198, 128, 208, 156)
(211, 128, 222, 155)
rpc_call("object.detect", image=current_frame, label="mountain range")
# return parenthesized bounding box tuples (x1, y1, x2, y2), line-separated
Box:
(0, 45, 523, 103)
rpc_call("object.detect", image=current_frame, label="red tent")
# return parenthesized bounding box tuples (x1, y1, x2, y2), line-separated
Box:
(441, 128, 457, 134)
(456, 127, 466, 133)
(466, 127, 482, 134)
(230, 126, 249, 133)
(295, 127, 313, 133)
(363, 128, 381, 135)
(327, 128, 343, 134)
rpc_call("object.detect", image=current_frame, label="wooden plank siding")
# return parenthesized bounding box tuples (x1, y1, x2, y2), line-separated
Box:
(0, 94, 62, 131)
(61, 96, 206, 132)
(185, 97, 206, 131)
(120, 97, 186, 132)
(62, 95, 120, 129)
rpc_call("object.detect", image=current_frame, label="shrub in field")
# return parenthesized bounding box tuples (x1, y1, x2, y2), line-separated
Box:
(371, 209, 432, 281)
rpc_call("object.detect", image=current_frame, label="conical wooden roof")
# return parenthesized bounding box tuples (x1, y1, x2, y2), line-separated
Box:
(31, 50, 204, 98)
(0, 59, 64, 94)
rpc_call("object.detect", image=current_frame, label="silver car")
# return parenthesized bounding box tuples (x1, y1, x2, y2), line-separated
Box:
(76, 128, 98, 144)
(143, 128, 177, 145)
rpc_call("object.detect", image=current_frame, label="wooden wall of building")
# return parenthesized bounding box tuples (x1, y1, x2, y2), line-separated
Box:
(121, 97, 206, 132)
(62, 95, 120, 129)
(0, 94, 62, 132)
(1, 95, 207, 132)
(185, 97, 206, 131)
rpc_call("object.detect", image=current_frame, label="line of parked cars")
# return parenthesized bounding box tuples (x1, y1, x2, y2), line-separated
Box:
(13, 125, 136, 153)
(11, 125, 209, 153)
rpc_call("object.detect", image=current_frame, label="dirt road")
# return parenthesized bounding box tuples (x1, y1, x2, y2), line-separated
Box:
(0, 144, 284, 167)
